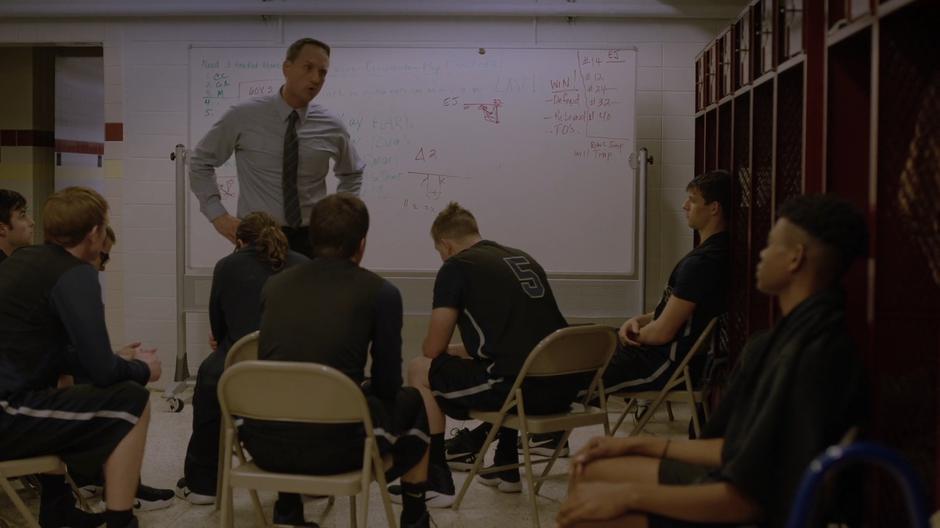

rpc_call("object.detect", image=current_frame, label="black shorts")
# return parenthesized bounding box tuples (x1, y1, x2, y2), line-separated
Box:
(241, 387, 428, 482)
(0, 381, 150, 481)
(601, 343, 675, 394)
(428, 354, 581, 420)
(601, 342, 707, 395)
(648, 460, 741, 528)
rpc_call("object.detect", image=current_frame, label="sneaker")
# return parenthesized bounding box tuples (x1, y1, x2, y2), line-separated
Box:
(175, 478, 215, 505)
(39, 504, 104, 528)
(78, 484, 103, 499)
(476, 465, 522, 493)
(401, 510, 431, 528)
(444, 426, 486, 471)
(273, 493, 319, 527)
(38, 490, 104, 528)
(100, 515, 140, 528)
(389, 464, 455, 509)
(519, 432, 570, 457)
(35, 476, 100, 526)
(133, 484, 175, 511)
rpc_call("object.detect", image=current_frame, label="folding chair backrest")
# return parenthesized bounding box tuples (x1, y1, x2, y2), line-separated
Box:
(521, 324, 617, 377)
(673, 318, 718, 375)
(224, 331, 259, 370)
(218, 360, 372, 428)
(699, 314, 730, 390)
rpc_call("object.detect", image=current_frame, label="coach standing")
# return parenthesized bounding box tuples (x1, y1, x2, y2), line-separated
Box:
(190, 38, 364, 257)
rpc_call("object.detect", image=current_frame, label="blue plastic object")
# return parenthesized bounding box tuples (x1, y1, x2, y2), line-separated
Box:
(786, 442, 930, 528)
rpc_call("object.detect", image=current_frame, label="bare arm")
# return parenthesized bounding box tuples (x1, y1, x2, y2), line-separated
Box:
(664, 438, 724, 467)
(618, 311, 655, 345)
(635, 311, 655, 326)
(572, 436, 724, 478)
(422, 307, 459, 359)
(635, 481, 760, 523)
(635, 295, 696, 346)
(557, 480, 760, 526)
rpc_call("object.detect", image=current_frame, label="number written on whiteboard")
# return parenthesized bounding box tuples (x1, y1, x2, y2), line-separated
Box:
(504, 256, 546, 299)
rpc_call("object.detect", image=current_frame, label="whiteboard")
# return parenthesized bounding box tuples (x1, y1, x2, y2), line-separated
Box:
(188, 47, 637, 274)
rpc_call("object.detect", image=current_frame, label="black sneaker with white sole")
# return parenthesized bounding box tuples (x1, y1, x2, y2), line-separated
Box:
(444, 426, 488, 471)
(175, 477, 216, 505)
(518, 431, 570, 457)
(134, 484, 175, 512)
(476, 466, 522, 493)
(389, 463, 455, 508)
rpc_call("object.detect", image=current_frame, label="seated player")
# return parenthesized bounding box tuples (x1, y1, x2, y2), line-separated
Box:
(557, 194, 869, 528)
(240, 194, 433, 528)
(404, 202, 579, 502)
(0, 188, 35, 263)
(67, 225, 176, 511)
(176, 211, 307, 504)
(0, 187, 162, 528)
(604, 170, 730, 398)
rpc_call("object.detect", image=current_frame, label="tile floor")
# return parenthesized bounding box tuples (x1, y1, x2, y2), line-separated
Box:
(1, 392, 692, 527)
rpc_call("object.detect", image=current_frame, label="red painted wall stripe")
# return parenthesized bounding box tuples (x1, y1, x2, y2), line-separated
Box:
(55, 139, 104, 155)
(0, 129, 54, 148)
(0, 124, 123, 150)
(104, 122, 123, 142)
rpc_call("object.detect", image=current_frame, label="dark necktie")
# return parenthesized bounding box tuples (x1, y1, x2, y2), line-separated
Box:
(282, 110, 302, 227)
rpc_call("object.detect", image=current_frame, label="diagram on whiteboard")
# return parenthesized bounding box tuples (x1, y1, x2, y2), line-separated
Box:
(463, 98, 503, 124)
(188, 47, 637, 274)
(405, 171, 467, 200)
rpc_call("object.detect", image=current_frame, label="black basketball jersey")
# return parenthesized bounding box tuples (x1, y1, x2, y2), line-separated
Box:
(653, 230, 730, 362)
(432, 240, 567, 379)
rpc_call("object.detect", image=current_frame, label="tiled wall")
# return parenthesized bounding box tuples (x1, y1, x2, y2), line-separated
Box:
(0, 11, 727, 389)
